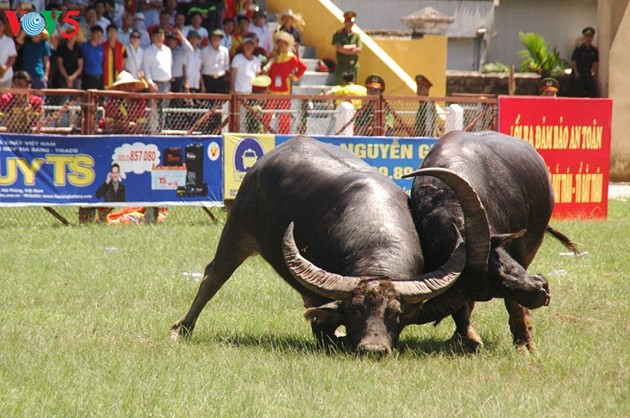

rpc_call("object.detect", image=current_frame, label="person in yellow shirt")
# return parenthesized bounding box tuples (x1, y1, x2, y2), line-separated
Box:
(327, 71, 367, 110)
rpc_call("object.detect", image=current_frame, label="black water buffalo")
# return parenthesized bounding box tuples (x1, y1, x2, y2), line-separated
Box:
(172, 136, 484, 354)
(404, 130, 577, 352)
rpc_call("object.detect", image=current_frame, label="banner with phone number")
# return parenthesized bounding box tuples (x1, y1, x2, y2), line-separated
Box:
(223, 134, 437, 198)
(0, 134, 224, 206)
(498, 96, 612, 219)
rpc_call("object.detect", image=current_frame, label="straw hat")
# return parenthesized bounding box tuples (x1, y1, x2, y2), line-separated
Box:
(273, 30, 295, 51)
(251, 74, 271, 88)
(108, 71, 146, 91)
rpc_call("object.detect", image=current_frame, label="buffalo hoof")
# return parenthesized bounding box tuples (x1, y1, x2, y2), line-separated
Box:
(454, 331, 484, 354)
(170, 320, 193, 341)
(514, 339, 537, 354)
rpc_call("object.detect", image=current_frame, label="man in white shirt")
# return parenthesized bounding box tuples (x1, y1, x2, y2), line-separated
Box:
(249, 9, 273, 53)
(182, 12, 209, 41)
(168, 29, 193, 92)
(219, 18, 234, 53)
(0, 19, 17, 88)
(143, 27, 172, 92)
(201, 28, 230, 94)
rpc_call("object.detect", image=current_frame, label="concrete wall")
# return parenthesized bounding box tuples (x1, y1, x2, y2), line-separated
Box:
(265, 0, 418, 95)
(607, 0, 630, 180)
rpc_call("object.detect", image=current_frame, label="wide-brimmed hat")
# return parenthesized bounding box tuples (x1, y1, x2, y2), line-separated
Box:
(279, 9, 294, 19)
(251, 74, 271, 88)
(108, 71, 146, 91)
(273, 30, 295, 50)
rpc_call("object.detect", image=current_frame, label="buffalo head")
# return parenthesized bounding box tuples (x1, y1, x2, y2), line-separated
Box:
(282, 222, 466, 355)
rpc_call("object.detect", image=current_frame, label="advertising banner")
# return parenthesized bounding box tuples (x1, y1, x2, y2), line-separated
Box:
(498, 96, 612, 219)
(222, 135, 438, 197)
(0, 134, 224, 206)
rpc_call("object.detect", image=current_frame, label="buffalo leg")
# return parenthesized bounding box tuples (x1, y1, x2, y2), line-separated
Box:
(171, 226, 255, 340)
(504, 299, 536, 352)
(451, 301, 483, 353)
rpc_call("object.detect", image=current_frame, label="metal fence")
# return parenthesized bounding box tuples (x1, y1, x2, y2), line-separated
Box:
(0, 88, 497, 226)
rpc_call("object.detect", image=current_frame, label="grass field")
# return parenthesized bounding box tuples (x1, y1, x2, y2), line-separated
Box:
(1, 200, 629, 417)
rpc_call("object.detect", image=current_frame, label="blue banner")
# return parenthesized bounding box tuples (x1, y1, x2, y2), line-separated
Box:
(276, 135, 437, 193)
(0, 134, 224, 206)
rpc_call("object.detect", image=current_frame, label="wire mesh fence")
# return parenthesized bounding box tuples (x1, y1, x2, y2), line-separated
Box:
(1, 88, 498, 227)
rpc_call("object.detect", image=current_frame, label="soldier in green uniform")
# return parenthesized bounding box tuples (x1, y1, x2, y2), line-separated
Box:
(332, 11, 362, 85)
(413, 74, 440, 137)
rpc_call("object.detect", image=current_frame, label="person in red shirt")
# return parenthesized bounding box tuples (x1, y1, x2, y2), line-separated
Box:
(0, 71, 44, 133)
(102, 24, 128, 88)
(262, 31, 306, 134)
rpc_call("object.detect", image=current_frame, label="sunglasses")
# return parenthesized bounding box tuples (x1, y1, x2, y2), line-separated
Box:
(131, 35, 140, 39)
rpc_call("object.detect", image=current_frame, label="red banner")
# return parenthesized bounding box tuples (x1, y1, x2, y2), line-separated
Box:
(498, 96, 612, 219)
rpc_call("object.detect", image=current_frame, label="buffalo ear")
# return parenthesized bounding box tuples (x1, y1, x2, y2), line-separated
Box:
(491, 229, 527, 248)
(304, 301, 342, 324)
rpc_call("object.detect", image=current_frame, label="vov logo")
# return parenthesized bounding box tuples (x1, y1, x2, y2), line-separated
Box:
(4, 10, 80, 38)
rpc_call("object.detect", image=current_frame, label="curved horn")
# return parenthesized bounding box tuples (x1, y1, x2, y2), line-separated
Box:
(393, 224, 466, 304)
(282, 222, 361, 300)
(403, 167, 490, 272)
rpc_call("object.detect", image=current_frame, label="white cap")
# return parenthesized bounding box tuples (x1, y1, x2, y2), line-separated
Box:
(133, 12, 145, 21)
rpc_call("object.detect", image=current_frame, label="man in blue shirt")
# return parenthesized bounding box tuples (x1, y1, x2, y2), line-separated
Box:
(15, 29, 51, 89)
(82, 25, 105, 90)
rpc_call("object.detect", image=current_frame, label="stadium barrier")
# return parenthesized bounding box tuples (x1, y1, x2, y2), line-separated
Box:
(0, 89, 498, 226)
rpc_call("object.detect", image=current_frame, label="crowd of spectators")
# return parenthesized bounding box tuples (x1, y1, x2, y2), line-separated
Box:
(0, 1, 306, 97)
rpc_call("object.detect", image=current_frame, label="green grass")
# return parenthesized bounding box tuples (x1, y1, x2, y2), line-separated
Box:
(1, 201, 629, 416)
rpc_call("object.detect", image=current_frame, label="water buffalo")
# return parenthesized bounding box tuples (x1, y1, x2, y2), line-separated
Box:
(404, 130, 577, 352)
(172, 136, 485, 354)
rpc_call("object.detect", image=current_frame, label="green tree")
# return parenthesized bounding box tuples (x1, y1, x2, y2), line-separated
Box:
(517, 32, 568, 76)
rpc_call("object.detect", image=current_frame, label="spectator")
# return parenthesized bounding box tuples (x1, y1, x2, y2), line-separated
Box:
(355, 74, 394, 136)
(99, 71, 147, 134)
(82, 25, 105, 90)
(147, 9, 175, 36)
(94, 0, 112, 34)
(183, 30, 203, 93)
(0, 18, 17, 89)
(183, 11, 209, 41)
(539, 77, 559, 97)
(79, 6, 99, 41)
(326, 71, 366, 110)
(413, 74, 439, 137)
(332, 11, 362, 85)
(125, 30, 145, 81)
(139, 0, 162, 28)
(209, 0, 225, 30)
(53, 28, 84, 89)
(103, 24, 127, 89)
(143, 27, 172, 93)
(230, 36, 260, 94)
(15, 29, 51, 89)
(262, 30, 306, 134)
(132, 13, 151, 49)
(174, 12, 186, 31)
(118, 11, 136, 47)
(168, 29, 193, 93)
(187, 0, 214, 31)
(250, 9, 272, 53)
(164, 0, 178, 26)
(277, 9, 304, 55)
(230, 15, 249, 57)
(0, 71, 44, 133)
(220, 17, 235, 52)
(571, 26, 599, 98)
(201, 28, 230, 94)
(234, 32, 268, 67)
(13, 0, 44, 11)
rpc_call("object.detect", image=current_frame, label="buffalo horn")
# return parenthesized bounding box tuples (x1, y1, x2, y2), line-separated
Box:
(282, 222, 361, 300)
(403, 167, 490, 272)
(393, 225, 466, 303)
(283, 222, 465, 303)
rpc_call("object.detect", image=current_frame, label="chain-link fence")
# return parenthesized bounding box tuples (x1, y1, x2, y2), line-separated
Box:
(1, 88, 498, 226)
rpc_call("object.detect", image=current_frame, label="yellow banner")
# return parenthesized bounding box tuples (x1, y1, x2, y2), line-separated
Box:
(224, 134, 276, 199)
